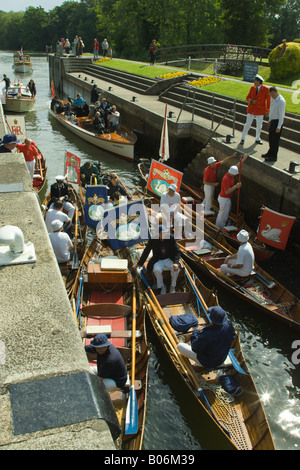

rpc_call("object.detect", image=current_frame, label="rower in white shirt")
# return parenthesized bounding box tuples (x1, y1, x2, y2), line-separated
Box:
(262, 87, 286, 163)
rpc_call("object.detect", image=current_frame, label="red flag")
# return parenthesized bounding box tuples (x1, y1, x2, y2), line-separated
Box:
(257, 206, 295, 250)
(65, 151, 81, 184)
(146, 160, 183, 197)
(51, 80, 55, 98)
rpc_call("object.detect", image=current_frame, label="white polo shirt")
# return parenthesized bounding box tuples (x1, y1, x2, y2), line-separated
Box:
(45, 209, 70, 232)
(49, 232, 73, 263)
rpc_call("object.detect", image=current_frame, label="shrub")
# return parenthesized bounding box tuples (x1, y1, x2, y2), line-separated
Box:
(268, 42, 300, 79)
(216, 61, 243, 77)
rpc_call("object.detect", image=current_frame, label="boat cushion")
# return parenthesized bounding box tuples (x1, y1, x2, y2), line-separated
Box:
(169, 313, 199, 333)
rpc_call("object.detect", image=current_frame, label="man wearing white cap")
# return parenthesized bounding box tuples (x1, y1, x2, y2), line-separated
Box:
(49, 219, 73, 263)
(215, 153, 248, 228)
(160, 183, 185, 237)
(220, 230, 255, 277)
(49, 175, 75, 220)
(240, 75, 270, 146)
(203, 152, 238, 213)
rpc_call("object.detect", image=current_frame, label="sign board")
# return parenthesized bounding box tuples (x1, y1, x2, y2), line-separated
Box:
(243, 62, 259, 83)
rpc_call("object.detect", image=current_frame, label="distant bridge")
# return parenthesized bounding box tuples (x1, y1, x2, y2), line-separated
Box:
(156, 44, 272, 66)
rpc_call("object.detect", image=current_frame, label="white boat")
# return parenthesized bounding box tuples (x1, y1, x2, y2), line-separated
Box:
(13, 51, 33, 73)
(49, 104, 137, 161)
(3, 82, 35, 113)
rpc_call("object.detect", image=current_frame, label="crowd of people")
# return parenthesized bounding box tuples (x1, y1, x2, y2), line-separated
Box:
(51, 88, 122, 136)
(57, 36, 112, 59)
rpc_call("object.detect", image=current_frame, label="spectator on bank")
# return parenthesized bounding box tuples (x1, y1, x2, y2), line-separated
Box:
(93, 38, 100, 60)
(65, 38, 71, 54)
(91, 84, 100, 104)
(102, 38, 109, 57)
(149, 39, 158, 65)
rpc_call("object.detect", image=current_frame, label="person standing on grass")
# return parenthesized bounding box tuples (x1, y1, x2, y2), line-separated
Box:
(149, 39, 158, 65)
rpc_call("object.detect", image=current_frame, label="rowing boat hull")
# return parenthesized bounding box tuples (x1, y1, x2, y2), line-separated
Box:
(179, 239, 300, 333)
(135, 255, 275, 450)
(71, 237, 150, 449)
(49, 107, 136, 161)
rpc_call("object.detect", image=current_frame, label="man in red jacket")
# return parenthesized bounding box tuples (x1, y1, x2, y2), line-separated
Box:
(240, 74, 270, 146)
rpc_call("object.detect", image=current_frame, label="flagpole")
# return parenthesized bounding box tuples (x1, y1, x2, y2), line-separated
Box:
(236, 156, 242, 227)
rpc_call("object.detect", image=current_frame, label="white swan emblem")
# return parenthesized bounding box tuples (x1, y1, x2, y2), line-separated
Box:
(261, 224, 282, 242)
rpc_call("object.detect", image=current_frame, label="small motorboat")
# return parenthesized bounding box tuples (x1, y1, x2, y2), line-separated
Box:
(3, 82, 35, 113)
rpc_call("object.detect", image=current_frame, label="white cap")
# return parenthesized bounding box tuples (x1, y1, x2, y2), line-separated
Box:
(55, 175, 65, 181)
(255, 74, 264, 82)
(237, 230, 249, 243)
(51, 219, 63, 231)
(228, 165, 239, 176)
(207, 157, 217, 164)
(169, 184, 177, 192)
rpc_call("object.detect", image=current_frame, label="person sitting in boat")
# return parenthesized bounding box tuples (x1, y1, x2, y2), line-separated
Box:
(134, 225, 181, 294)
(160, 184, 186, 239)
(80, 161, 102, 187)
(107, 105, 121, 132)
(100, 97, 111, 127)
(107, 173, 131, 200)
(0, 133, 20, 153)
(63, 101, 74, 117)
(177, 306, 236, 370)
(49, 175, 75, 220)
(73, 93, 85, 116)
(93, 111, 105, 134)
(0, 134, 20, 153)
(49, 219, 73, 264)
(82, 100, 90, 117)
(91, 84, 100, 104)
(16, 138, 38, 180)
(203, 152, 239, 214)
(27, 79, 36, 98)
(45, 200, 72, 235)
(220, 230, 255, 278)
(85, 333, 127, 392)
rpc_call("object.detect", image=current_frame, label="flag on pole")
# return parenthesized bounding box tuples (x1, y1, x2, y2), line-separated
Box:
(257, 206, 296, 250)
(103, 199, 150, 250)
(84, 185, 108, 228)
(146, 159, 183, 197)
(159, 104, 169, 162)
(64, 151, 81, 184)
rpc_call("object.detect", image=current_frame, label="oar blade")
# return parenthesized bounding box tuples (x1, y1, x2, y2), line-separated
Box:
(125, 386, 138, 435)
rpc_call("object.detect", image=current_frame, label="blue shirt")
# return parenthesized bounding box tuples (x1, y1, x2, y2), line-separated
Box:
(85, 343, 127, 388)
(191, 322, 236, 369)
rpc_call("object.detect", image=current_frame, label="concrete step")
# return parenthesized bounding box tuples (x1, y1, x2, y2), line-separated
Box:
(82, 65, 155, 93)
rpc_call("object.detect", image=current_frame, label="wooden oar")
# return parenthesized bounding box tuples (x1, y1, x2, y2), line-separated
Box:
(236, 156, 242, 227)
(138, 269, 231, 439)
(125, 284, 138, 435)
(72, 205, 79, 269)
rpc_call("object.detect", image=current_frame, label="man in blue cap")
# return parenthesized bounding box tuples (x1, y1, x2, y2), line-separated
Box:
(0, 134, 20, 153)
(177, 306, 236, 369)
(85, 333, 127, 392)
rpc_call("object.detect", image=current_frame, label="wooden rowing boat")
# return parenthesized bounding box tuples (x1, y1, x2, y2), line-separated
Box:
(133, 250, 275, 450)
(49, 104, 137, 161)
(138, 158, 273, 263)
(70, 237, 150, 449)
(33, 151, 47, 193)
(42, 184, 87, 292)
(178, 234, 300, 333)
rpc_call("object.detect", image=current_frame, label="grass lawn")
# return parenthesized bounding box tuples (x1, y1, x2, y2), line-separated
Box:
(91, 56, 300, 115)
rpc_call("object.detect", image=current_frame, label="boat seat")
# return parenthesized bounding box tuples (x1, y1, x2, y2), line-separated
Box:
(81, 303, 131, 317)
(81, 325, 142, 338)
